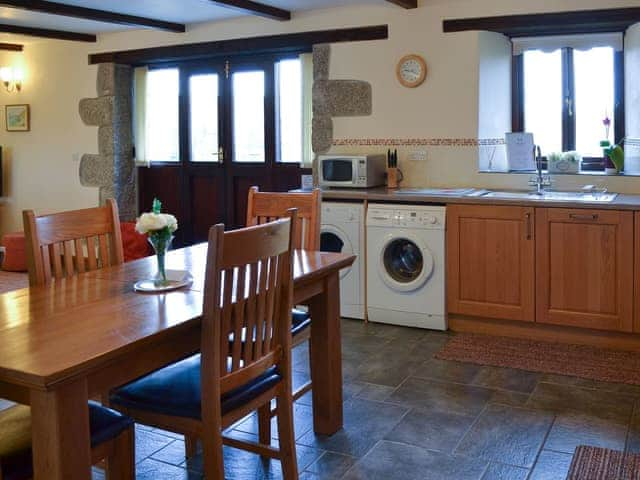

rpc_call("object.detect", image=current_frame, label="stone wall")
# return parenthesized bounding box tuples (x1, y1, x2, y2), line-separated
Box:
(78, 63, 135, 221)
(311, 44, 372, 154)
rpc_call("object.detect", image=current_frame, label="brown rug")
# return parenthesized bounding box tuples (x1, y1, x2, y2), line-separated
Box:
(567, 446, 640, 479)
(435, 333, 640, 385)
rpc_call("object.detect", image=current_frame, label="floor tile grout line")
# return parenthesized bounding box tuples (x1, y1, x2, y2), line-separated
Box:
(525, 411, 558, 480)
(451, 401, 491, 456)
(624, 398, 638, 453)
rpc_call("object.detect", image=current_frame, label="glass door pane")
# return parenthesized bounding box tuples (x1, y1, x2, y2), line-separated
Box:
(523, 50, 563, 154)
(146, 69, 180, 162)
(189, 74, 220, 163)
(276, 59, 302, 163)
(574, 47, 615, 157)
(232, 70, 265, 163)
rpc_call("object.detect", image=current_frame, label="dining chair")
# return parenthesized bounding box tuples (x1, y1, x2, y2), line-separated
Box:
(23, 198, 124, 287)
(19, 199, 134, 479)
(0, 402, 134, 480)
(109, 213, 299, 479)
(245, 186, 321, 443)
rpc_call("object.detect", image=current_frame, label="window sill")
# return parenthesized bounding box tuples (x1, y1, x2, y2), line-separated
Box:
(478, 169, 638, 177)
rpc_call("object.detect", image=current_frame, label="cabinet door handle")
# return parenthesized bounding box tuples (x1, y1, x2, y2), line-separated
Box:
(569, 213, 599, 221)
(525, 212, 532, 240)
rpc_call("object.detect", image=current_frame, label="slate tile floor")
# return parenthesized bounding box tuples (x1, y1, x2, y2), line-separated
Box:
(90, 319, 640, 479)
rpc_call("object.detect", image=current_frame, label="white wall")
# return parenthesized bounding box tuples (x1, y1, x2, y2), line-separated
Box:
(477, 31, 512, 172)
(1, 0, 640, 234)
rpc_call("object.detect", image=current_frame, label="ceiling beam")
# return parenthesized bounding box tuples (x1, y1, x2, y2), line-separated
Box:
(208, 0, 290, 21)
(385, 0, 418, 8)
(443, 7, 640, 37)
(89, 24, 388, 65)
(0, 0, 185, 32)
(0, 42, 23, 51)
(0, 23, 95, 42)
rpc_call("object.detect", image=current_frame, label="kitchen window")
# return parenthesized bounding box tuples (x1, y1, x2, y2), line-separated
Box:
(512, 34, 625, 171)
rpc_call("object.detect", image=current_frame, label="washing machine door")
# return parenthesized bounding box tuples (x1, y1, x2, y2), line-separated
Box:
(379, 233, 434, 292)
(320, 224, 353, 279)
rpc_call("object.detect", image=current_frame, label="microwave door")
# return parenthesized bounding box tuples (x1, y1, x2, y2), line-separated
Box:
(323, 159, 354, 183)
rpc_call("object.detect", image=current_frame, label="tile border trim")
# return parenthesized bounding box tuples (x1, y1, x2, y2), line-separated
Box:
(332, 138, 505, 147)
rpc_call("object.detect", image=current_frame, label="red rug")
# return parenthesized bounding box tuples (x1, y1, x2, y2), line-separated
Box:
(567, 446, 640, 479)
(435, 333, 640, 385)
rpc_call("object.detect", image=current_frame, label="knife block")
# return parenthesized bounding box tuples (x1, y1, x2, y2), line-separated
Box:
(387, 167, 400, 189)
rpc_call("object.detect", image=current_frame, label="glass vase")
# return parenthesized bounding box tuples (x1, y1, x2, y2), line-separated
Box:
(148, 234, 174, 286)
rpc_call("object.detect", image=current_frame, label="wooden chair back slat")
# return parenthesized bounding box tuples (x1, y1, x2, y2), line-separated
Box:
(98, 234, 109, 268)
(246, 186, 321, 250)
(23, 199, 124, 286)
(87, 237, 98, 271)
(201, 213, 295, 398)
(50, 243, 63, 280)
(74, 238, 86, 273)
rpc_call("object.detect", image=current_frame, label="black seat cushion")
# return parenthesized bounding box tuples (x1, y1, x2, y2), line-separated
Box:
(291, 308, 311, 336)
(110, 355, 281, 420)
(0, 401, 133, 480)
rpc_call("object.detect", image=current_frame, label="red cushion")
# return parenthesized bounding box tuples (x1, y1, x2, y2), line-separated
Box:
(2, 232, 27, 272)
(120, 222, 152, 262)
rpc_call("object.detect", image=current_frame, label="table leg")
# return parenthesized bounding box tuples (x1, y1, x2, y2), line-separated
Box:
(308, 271, 343, 435)
(30, 378, 92, 480)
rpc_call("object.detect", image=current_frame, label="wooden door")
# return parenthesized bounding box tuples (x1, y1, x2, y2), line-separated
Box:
(447, 204, 535, 322)
(536, 208, 633, 332)
(138, 56, 311, 245)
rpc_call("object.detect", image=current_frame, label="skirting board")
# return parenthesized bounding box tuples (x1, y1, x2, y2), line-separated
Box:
(449, 314, 640, 352)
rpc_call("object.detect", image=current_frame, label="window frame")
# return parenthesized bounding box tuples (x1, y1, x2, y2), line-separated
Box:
(141, 51, 311, 169)
(512, 46, 625, 171)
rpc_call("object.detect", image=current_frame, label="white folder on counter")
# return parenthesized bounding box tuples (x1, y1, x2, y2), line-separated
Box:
(505, 132, 536, 171)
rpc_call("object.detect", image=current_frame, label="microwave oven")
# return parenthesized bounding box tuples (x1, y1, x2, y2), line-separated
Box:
(318, 154, 386, 188)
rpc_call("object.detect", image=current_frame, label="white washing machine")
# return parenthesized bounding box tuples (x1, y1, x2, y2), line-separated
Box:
(320, 202, 365, 320)
(366, 204, 446, 330)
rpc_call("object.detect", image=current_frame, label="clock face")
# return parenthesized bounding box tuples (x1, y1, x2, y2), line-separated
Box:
(397, 55, 427, 88)
(400, 59, 422, 83)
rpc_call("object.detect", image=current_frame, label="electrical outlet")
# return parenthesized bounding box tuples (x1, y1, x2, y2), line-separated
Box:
(409, 150, 428, 161)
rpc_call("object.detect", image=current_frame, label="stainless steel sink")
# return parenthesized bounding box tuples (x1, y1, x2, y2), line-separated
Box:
(479, 190, 618, 203)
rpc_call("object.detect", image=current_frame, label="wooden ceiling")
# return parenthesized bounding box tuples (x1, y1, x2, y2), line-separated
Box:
(0, 0, 417, 51)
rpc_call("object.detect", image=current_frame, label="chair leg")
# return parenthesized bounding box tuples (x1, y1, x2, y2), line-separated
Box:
(201, 428, 225, 480)
(258, 403, 272, 445)
(275, 391, 298, 480)
(185, 435, 199, 459)
(105, 426, 135, 480)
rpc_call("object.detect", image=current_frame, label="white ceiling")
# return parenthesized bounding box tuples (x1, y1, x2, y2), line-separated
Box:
(0, 0, 385, 36)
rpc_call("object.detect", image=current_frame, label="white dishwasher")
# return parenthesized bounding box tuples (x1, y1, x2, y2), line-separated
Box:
(366, 203, 447, 330)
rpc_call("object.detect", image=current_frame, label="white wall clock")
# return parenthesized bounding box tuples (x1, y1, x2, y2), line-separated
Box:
(396, 54, 427, 88)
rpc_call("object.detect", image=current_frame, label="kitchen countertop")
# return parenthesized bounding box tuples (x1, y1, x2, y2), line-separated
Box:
(299, 187, 640, 211)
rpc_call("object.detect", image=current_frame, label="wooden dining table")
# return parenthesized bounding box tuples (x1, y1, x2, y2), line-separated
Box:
(0, 244, 355, 480)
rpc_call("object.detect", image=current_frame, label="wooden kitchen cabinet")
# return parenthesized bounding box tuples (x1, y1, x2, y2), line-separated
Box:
(447, 204, 535, 322)
(536, 208, 633, 332)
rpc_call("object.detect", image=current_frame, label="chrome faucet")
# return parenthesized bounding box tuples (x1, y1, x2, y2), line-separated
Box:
(528, 145, 552, 195)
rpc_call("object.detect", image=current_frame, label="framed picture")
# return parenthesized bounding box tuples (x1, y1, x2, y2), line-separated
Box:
(6, 104, 29, 132)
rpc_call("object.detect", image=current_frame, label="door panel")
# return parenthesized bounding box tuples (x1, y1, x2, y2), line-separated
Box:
(189, 175, 226, 243)
(137, 57, 310, 244)
(138, 165, 183, 244)
(447, 204, 535, 322)
(536, 208, 633, 332)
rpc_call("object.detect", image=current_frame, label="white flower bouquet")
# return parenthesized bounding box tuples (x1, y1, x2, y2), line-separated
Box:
(135, 198, 178, 285)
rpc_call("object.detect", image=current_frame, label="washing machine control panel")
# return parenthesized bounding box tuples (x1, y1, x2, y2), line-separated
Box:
(367, 206, 445, 230)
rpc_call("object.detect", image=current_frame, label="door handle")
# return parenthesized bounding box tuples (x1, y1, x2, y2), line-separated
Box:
(525, 212, 532, 240)
(569, 213, 599, 221)
(212, 147, 224, 164)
